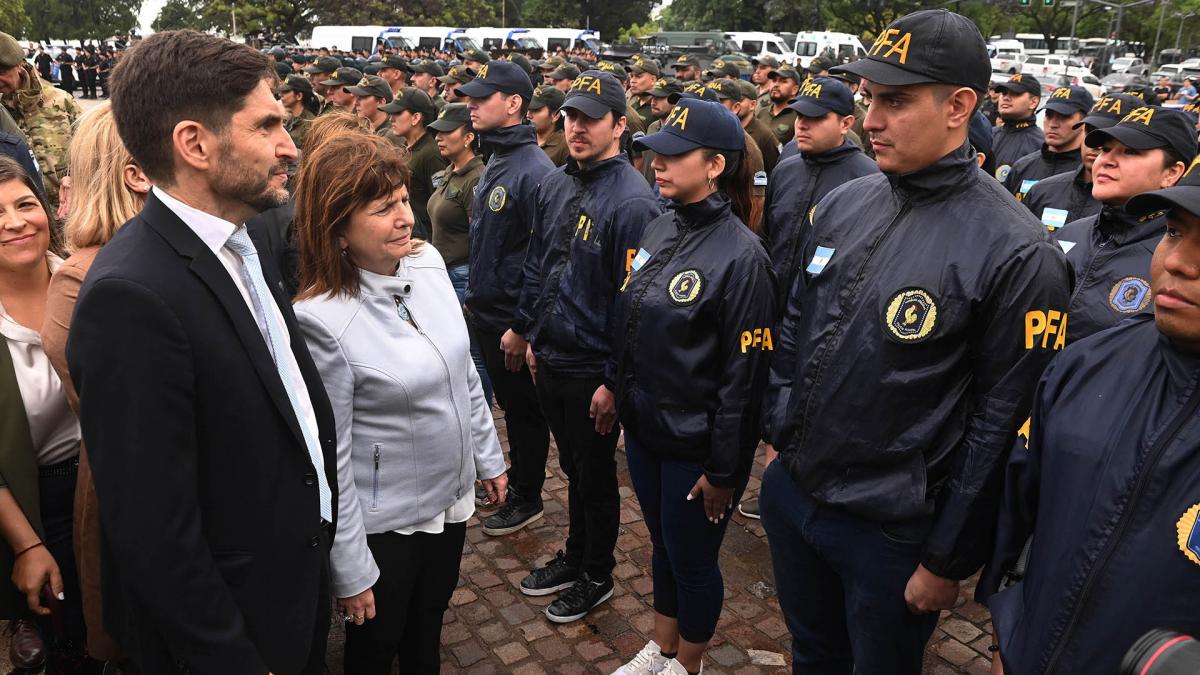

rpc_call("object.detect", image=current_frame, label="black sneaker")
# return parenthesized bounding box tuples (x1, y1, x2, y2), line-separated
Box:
(737, 497, 761, 520)
(475, 482, 491, 507)
(519, 550, 578, 597)
(545, 572, 614, 623)
(482, 494, 544, 536)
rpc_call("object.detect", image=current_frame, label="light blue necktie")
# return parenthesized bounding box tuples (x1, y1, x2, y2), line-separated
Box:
(224, 228, 333, 522)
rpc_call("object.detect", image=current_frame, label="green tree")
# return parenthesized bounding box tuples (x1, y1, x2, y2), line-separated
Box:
(1, 0, 30, 37)
(25, 0, 141, 41)
(151, 0, 200, 32)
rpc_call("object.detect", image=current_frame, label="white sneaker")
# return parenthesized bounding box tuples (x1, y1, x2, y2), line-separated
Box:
(654, 658, 703, 675)
(611, 640, 668, 675)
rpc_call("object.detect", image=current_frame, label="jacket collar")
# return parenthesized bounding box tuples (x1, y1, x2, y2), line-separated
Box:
(1004, 116, 1038, 131)
(802, 139, 862, 165)
(357, 262, 416, 298)
(887, 141, 977, 199)
(1071, 163, 1091, 187)
(673, 192, 732, 229)
(565, 154, 631, 182)
(480, 123, 538, 154)
(1039, 143, 1083, 164)
(451, 156, 484, 177)
(1097, 204, 1165, 246)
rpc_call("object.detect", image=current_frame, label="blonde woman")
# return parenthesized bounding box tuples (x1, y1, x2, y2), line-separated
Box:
(40, 101, 150, 667)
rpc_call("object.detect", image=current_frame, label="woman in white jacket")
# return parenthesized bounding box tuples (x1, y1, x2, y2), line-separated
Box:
(292, 132, 507, 674)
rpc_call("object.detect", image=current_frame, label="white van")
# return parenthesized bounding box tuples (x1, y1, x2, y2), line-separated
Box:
(726, 31, 797, 64)
(790, 31, 866, 68)
(463, 27, 541, 52)
(989, 39, 1026, 74)
(394, 26, 480, 54)
(308, 26, 414, 53)
(521, 29, 602, 55)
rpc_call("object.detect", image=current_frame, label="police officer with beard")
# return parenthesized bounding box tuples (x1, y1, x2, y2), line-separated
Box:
(758, 11, 1071, 674)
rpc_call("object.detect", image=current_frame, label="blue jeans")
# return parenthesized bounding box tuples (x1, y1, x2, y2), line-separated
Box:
(624, 431, 745, 644)
(447, 263, 493, 406)
(758, 461, 939, 675)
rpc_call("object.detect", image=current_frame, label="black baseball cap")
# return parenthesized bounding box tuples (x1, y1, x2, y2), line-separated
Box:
(993, 73, 1042, 96)
(633, 98, 745, 155)
(539, 56, 566, 72)
(1042, 84, 1094, 116)
(628, 57, 660, 77)
(767, 66, 804, 83)
(671, 55, 701, 69)
(428, 103, 473, 132)
(529, 84, 566, 111)
(1076, 94, 1147, 130)
(596, 61, 629, 83)
(1126, 154, 1200, 217)
(347, 75, 393, 101)
(668, 82, 720, 104)
(379, 87, 437, 118)
(561, 71, 627, 119)
(788, 76, 854, 117)
(1125, 86, 1162, 107)
(752, 55, 780, 69)
(507, 53, 533, 75)
(410, 60, 445, 77)
(1086, 107, 1198, 165)
(303, 56, 340, 75)
(548, 63, 581, 81)
(379, 54, 410, 72)
(807, 56, 834, 75)
(648, 77, 683, 99)
(832, 9, 990, 92)
(280, 74, 313, 94)
(462, 49, 490, 64)
(968, 110, 993, 158)
(320, 67, 363, 88)
(457, 60, 534, 101)
(438, 65, 476, 84)
(704, 59, 740, 79)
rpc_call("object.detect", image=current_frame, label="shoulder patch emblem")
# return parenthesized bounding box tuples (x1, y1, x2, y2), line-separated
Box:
(995, 164, 1012, 182)
(1177, 502, 1200, 567)
(753, 171, 768, 187)
(668, 269, 704, 306)
(488, 186, 507, 212)
(1109, 277, 1151, 314)
(884, 288, 938, 342)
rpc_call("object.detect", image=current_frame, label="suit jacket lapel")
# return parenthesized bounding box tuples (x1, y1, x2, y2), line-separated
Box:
(141, 194, 307, 448)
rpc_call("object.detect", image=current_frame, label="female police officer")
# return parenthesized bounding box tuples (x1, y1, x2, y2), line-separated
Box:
(607, 98, 776, 675)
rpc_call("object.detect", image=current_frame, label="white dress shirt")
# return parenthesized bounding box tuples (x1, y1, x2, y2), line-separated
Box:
(153, 187, 325, 478)
(0, 253, 81, 466)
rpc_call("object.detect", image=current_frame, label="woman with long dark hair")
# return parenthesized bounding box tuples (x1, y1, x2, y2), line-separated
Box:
(608, 98, 776, 675)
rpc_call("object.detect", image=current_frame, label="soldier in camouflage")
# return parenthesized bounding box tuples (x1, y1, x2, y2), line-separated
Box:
(0, 31, 81, 211)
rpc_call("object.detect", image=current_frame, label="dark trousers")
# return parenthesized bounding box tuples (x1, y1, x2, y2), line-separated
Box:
(472, 326, 548, 503)
(344, 523, 466, 674)
(758, 461, 939, 675)
(299, 522, 331, 675)
(624, 432, 744, 644)
(81, 70, 96, 98)
(534, 365, 619, 580)
(37, 460, 87, 668)
(447, 263, 493, 406)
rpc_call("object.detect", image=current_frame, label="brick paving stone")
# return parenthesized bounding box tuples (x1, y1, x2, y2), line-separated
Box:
(495, 641, 531, 665)
(937, 639, 981, 667)
(534, 637, 572, 661)
(458, 602, 494, 625)
(442, 620, 471, 644)
(757, 615, 789, 640)
(470, 571, 504, 589)
(477, 620, 509, 644)
(467, 663, 500, 675)
(575, 639, 614, 661)
(630, 576, 655, 596)
(613, 562, 642, 580)
(941, 616, 983, 644)
(499, 602, 538, 625)
(631, 609, 656, 636)
(512, 664, 550, 675)
(519, 620, 555, 642)
(451, 639, 488, 667)
(451, 587, 478, 606)
(710, 643, 749, 667)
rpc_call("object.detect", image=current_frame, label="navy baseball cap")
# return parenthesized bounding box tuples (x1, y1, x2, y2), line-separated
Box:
(993, 73, 1042, 96)
(668, 82, 720, 104)
(1126, 156, 1200, 217)
(1086, 107, 1199, 165)
(319, 67, 363, 88)
(428, 103, 473, 132)
(1042, 85, 1094, 116)
(648, 77, 683, 99)
(833, 9, 990, 92)
(457, 60, 534, 101)
(529, 84, 566, 111)
(632, 98, 745, 155)
(788, 76, 854, 117)
(1075, 94, 1147, 130)
(561, 71, 627, 118)
(968, 110, 993, 159)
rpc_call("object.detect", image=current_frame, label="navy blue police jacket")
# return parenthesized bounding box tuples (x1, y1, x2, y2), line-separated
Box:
(979, 315, 1200, 674)
(1003, 144, 1082, 203)
(0, 132, 45, 198)
(1055, 205, 1163, 342)
(1021, 164, 1101, 233)
(992, 117, 1044, 183)
(761, 143, 1072, 579)
(465, 123, 555, 334)
(607, 193, 776, 487)
(519, 154, 662, 378)
(761, 140, 879, 305)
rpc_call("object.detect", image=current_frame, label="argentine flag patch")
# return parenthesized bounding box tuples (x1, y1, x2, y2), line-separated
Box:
(631, 248, 651, 271)
(1041, 208, 1068, 231)
(806, 246, 836, 275)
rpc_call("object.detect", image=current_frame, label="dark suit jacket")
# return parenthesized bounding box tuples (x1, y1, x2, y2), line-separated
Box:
(66, 193, 338, 675)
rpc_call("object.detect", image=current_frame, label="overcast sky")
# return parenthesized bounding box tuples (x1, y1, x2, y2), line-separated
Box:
(138, 0, 166, 35)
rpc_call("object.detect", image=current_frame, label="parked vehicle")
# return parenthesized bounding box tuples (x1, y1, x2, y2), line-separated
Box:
(1099, 71, 1149, 94)
(1111, 56, 1150, 77)
(788, 31, 865, 68)
(1046, 72, 1105, 99)
(394, 26, 479, 54)
(308, 25, 414, 53)
(1022, 54, 1091, 80)
(989, 39, 1026, 73)
(726, 31, 796, 65)
(522, 28, 602, 55)
(463, 28, 541, 53)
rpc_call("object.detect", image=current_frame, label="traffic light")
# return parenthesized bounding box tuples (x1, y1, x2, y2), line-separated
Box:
(1019, 0, 1030, 6)
(1044, 0, 1054, 5)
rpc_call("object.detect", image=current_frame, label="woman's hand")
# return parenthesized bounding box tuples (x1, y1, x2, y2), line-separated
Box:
(687, 475, 735, 525)
(589, 385, 617, 435)
(481, 472, 508, 505)
(12, 543, 62, 616)
(525, 344, 537, 383)
(336, 588, 376, 626)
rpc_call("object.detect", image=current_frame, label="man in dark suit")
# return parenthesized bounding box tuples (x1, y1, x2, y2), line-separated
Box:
(66, 30, 337, 675)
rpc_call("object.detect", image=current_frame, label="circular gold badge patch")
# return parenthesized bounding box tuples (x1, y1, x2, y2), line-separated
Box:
(1177, 503, 1200, 567)
(1109, 276, 1151, 314)
(885, 288, 938, 342)
(488, 186, 507, 212)
(668, 270, 703, 306)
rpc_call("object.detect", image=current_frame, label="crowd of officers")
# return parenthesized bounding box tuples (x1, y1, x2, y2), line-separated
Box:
(4, 8, 1200, 674)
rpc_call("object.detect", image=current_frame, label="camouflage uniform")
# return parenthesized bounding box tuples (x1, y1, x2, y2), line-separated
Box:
(284, 108, 316, 150)
(1, 64, 81, 209)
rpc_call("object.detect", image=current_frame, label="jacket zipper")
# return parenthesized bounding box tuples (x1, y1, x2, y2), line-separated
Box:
(395, 295, 467, 499)
(1041, 376, 1200, 673)
(371, 443, 381, 510)
(797, 199, 911, 450)
(780, 165, 822, 285)
(1065, 234, 1111, 313)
